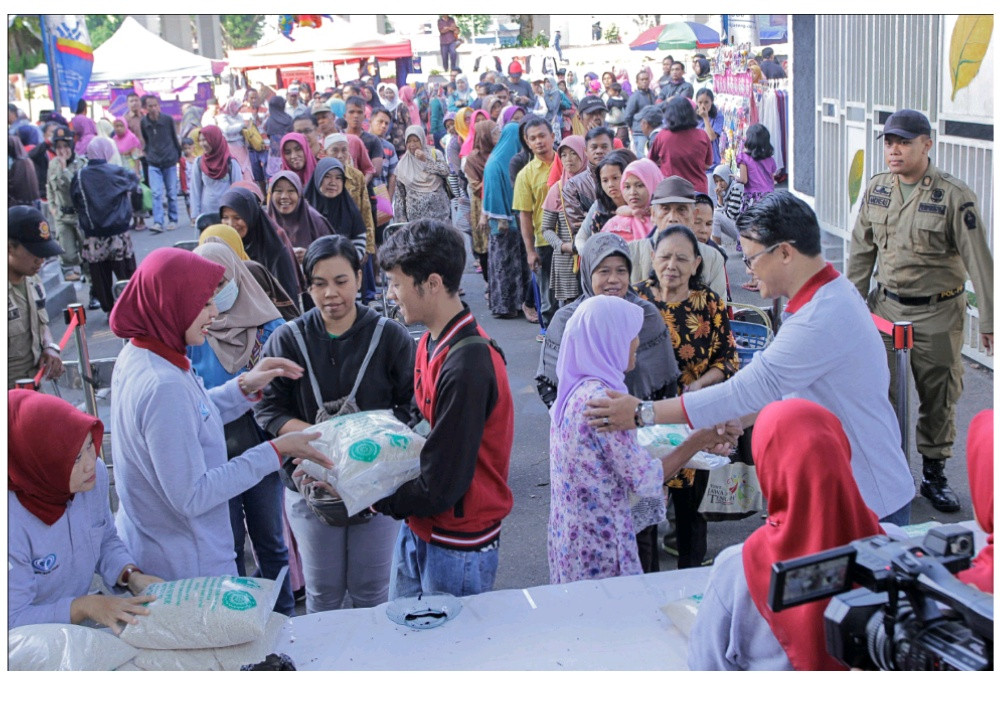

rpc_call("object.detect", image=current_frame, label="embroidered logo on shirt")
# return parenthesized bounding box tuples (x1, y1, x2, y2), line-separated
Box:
(32, 553, 59, 574)
(198, 401, 210, 420)
(917, 203, 946, 215)
(868, 195, 891, 208)
(931, 188, 945, 202)
(873, 184, 893, 196)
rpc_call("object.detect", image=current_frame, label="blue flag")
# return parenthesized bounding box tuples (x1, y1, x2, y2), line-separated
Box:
(41, 15, 94, 109)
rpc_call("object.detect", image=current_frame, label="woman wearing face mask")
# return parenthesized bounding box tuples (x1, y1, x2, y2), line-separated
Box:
(254, 236, 416, 613)
(305, 158, 368, 264)
(540, 136, 587, 305)
(636, 225, 739, 569)
(537, 233, 680, 574)
(600, 158, 663, 284)
(573, 149, 637, 256)
(8, 390, 163, 631)
(186, 242, 294, 615)
(108, 248, 331, 581)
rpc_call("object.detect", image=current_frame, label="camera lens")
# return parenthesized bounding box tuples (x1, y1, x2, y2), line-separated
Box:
(951, 535, 972, 555)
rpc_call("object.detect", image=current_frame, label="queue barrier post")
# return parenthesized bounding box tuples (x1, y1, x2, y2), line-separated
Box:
(871, 314, 914, 462)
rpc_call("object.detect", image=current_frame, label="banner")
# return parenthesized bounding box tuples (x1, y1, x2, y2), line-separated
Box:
(40, 15, 94, 109)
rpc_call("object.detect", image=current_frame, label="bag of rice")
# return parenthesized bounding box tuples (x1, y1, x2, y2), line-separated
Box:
(119, 568, 286, 650)
(297, 410, 425, 515)
(662, 594, 704, 638)
(9, 623, 138, 671)
(637, 424, 730, 470)
(132, 613, 287, 671)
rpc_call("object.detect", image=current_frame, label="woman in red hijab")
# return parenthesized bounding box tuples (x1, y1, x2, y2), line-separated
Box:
(958, 410, 993, 593)
(107, 248, 330, 581)
(8, 390, 162, 631)
(191, 124, 243, 224)
(688, 398, 884, 670)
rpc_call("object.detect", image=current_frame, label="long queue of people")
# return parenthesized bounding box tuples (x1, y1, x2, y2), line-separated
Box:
(7, 62, 993, 671)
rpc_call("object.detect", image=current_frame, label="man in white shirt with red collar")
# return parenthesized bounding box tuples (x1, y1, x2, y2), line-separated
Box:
(585, 191, 916, 525)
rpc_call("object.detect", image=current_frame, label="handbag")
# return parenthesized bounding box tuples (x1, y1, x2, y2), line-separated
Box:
(242, 122, 267, 152)
(697, 461, 763, 522)
(286, 317, 388, 527)
(373, 183, 393, 226)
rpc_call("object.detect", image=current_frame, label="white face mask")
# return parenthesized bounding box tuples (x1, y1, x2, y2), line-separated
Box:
(213, 277, 239, 313)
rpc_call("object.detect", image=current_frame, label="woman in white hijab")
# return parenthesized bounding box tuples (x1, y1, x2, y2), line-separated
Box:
(391, 125, 451, 223)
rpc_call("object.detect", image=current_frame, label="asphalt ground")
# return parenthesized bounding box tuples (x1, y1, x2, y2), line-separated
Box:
(48, 217, 993, 595)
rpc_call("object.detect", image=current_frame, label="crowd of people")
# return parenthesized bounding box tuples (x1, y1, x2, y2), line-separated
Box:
(7, 45, 994, 672)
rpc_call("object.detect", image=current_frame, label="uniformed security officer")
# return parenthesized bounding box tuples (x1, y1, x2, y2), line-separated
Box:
(45, 125, 88, 285)
(8, 205, 66, 389)
(848, 109, 993, 513)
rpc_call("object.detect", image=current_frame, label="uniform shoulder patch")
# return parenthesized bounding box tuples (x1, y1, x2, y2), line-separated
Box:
(959, 201, 976, 211)
(917, 203, 946, 215)
(964, 209, 977, 230)
(930, 188, 944, 202)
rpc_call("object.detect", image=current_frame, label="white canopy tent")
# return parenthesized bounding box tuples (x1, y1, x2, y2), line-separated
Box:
(25, 16, 223, 86)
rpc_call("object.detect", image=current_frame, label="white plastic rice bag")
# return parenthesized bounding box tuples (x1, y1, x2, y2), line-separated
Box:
(297, 410, 425, 515)
(637, 424, 731, 470)
(662, 594, 704, 638)
(119, 568, 286, 650)
(8, 623, 138, 671)
(132, 613, 287, 671)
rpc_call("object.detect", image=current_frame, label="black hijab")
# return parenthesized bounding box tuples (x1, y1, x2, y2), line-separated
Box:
(304, 157, 365, 237)
(219, 187, 301, 299)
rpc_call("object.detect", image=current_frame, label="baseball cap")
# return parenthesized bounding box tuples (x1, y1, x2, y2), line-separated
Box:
(287, 84, 300, 95)
(51, 126, 73, 144)
(637, 105, 663, 127)
(8, 205, 65, 258)
(311, 103, 331, 116)
(508, 60, 523, 76)
(650, 176, 697, 205)
(879, 110, 931, 139)
(578, 96, 608, 116)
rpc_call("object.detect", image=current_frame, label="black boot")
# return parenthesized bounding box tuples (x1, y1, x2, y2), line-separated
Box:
(919, 458, 961, 513)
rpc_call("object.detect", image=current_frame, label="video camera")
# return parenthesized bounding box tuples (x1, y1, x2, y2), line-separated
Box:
(768, 524, 993, 670)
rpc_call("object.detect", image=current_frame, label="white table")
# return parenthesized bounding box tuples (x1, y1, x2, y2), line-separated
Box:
(274, 568, 710, 670)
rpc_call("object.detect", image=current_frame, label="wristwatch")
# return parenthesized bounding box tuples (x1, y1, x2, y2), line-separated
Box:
(634, 401, 655, 428)
(44, 343, 61, 354)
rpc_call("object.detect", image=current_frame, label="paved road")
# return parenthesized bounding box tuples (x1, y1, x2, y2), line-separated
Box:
(48, 220, 993, 592)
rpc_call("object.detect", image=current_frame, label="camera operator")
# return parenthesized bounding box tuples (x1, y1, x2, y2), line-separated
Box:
(958, 409, 993, 593)
(687, 398, 885, 671)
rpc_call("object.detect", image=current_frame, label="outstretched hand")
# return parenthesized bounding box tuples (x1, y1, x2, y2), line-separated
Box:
(584, 389, 641, 432)
(241, 357, 304, 394)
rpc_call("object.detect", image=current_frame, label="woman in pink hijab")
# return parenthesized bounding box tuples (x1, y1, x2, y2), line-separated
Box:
(217, 96, 254, 179)
(399, 86, 422, 134)
(600, 158, 663, 284)
(541, 135, 588, 304)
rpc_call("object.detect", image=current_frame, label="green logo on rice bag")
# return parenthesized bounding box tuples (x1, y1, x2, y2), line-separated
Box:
(231, 577, 261, 589)
(222, 590, 257, 611)
(667, 433, 684, 446)
(387, 433, 410, 449)
(349, 438, 381, 462)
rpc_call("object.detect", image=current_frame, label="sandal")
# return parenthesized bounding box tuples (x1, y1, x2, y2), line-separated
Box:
(522, 304, 539, 324)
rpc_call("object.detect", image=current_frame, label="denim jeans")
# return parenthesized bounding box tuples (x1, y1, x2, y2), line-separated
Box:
(148, 163, 179, 226)
(632, 133, 648, 158)
(361, 256, 376, 304)
(388, 525, 499, 600)
(440, 42, 459, 72)
(229, 472, 295, 616)
(879, 501, 911, 527)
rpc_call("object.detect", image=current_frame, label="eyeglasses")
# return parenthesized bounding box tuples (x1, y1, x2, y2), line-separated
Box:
(742, 241, 793, 270)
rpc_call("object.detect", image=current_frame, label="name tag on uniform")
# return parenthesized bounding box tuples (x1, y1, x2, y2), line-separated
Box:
(873, 184, 893, 196)
(8, 300, 21, 322)
(31, 282, 47, 311)
(918, 203, 946, 215)
(868, 195, 891, 208)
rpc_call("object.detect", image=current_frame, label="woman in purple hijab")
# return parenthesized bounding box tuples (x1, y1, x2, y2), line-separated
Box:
(266, 170, 335, 263)
(71, 99, 98, 156)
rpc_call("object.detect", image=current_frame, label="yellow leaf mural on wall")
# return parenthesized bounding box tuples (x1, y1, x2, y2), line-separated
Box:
(848, 149, 864, 207)
(949, 15, 994, 100)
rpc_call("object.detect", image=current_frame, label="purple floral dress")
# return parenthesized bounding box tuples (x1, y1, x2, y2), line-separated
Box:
(548, 380, 665, 584)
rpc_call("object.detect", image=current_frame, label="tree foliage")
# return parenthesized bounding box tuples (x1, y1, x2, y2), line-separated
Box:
(220, 15, 266, 50)
(454, 15, 491, 41)
(86, 14, 126, 49)
(8, 15, 43, 75)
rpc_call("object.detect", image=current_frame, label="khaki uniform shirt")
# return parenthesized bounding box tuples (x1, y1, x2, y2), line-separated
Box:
(46, 156, 86, 224)
(8, 276, 49, 386)
(848, 161, 993, 333)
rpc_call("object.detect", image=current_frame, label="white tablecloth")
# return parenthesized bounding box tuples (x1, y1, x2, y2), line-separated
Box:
(274, 568, 711, 670)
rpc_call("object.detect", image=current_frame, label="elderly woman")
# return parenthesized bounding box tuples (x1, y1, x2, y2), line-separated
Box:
(305, 158, 369, 265)
(392, 125, 451, 223)
(187, 242, 293, 615)
(636, 225, 739, 568)
(322, 134, 376, 255)
(217, 96, 253, 178)
(688, 399, 884, 670)
(107, 247, 329, 581)
(537, 233, 680, 573)
(8, 390, 162, 631)
(69, 137, 139, 313)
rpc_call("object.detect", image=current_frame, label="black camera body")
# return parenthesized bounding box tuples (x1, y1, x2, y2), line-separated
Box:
(768, 525, 993, 670)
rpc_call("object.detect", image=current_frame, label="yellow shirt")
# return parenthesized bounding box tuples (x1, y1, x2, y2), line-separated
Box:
(513, 157, 554, 248)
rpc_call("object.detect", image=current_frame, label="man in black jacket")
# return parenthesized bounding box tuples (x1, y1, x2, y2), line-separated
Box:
(139, 95, 181, 234)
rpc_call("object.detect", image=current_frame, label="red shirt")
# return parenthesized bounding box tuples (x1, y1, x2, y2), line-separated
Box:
(648, 128, 713, 194)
